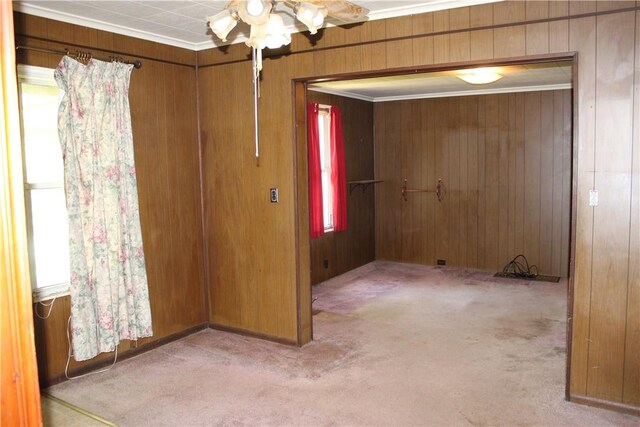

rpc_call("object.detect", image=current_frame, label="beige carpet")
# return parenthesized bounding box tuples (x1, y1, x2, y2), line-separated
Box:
(41, 393, 114, 426)
(47, 261, 638, 426)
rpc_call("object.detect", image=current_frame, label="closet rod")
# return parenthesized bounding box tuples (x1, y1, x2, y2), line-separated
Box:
(16, 45, 142, 69)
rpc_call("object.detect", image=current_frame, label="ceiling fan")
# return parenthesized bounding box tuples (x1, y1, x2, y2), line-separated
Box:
(207, 0, 369, 159)
(208, 0, 369, 48)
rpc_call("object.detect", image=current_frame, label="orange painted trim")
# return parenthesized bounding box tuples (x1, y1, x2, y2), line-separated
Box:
(1, 3, 42, 426)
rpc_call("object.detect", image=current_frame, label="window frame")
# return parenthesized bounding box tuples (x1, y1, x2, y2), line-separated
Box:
(17, 64, 70, 302)
(317, 106, 334, 232)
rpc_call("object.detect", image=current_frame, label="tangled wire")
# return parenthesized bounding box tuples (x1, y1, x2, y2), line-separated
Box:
(501, 254, 538, 279)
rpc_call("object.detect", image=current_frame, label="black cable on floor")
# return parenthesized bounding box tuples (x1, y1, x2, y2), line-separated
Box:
(501, 254, 538, 279)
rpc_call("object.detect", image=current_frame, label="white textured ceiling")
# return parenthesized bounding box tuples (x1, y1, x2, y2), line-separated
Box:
(13, 0, 501, 51)
(309, 62, 573, 102)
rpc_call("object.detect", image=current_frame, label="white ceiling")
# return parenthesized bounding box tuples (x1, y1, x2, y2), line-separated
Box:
(309, 62, 573, 102)
(13, 0, 501, 51)
(13, 1, 572, 99)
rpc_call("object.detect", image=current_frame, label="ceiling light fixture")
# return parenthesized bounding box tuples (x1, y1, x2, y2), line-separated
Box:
(457, 67, 503, 85)
(294, 2, 328, 35)
(208, 9, 239, 42)
(208, 0, 368, 158)
(208, 1, 327, 158)
(246, 0, 267, 16)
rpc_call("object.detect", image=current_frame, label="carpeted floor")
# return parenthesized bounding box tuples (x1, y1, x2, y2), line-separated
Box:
(47, 261, 638, 426)
(41, 393, 114, 426)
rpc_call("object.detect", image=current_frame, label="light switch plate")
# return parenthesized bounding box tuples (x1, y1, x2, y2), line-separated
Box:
(589, 189, 598, 207)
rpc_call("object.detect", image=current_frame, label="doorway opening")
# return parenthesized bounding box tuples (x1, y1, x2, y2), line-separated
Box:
(293, 54, 576, 397)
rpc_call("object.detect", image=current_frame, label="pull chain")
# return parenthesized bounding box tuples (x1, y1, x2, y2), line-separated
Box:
(252, 48, 261, 158)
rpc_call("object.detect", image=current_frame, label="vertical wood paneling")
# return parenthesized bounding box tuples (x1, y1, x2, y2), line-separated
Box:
(597, 1, 636, 12)
(622, 13, 640, 407)
(459, 97, 470, 267)
(386, 17, 413, 68)
(477, 96, 487, 268)
(467, 97, 479, 267)
(587, 11, 635, 402)
(526, 1, 549, 20)
(507, 94, 517, 262)
(497, 95, 510, 270)
(551, 91, 565, 276)
(15, 2, 640, 412)
(450, 7, 470, 30)
(423, 101, 437, 264)
(549, 1, 569, 18)
(561, 90, 571, 279)
(570, 1, 597, 16)
(375, 102, 403, 260)
(402, 101, 421, 263)
(196, 1, 636, 412)
(470, 29, 494, 61)
(308, 92, 375, 285)
(435, 98, 450, 263)
(493, 1, 526, 25)
(470, 4, 494, 28)
(15, 13, 204, 383)
(569, 15, 597, 396)
(514, 94, 526, 259)
(483, 95, 499, 270)
(523, 92, 542, 272)
(193, 2, 638, 412)
(294, 81, 311, 343)
(539, 91, 555, 275)
(526, 23, 550, 55)
(375, 91, 571, 276)
(550, 20, 569, 53)
(494, 26, 526, 59)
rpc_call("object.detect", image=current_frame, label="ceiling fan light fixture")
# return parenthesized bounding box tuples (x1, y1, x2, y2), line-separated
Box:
(238, 0, 272, 25)
(295, 2, 328, 35)
(207, 9, 239, 42)
(246, 13, 291, 50)
(457, 67, 503, 85)
(246, 0, 266, 16)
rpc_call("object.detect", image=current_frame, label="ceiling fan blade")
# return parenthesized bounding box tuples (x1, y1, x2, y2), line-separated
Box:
(307, 0, 369, 23)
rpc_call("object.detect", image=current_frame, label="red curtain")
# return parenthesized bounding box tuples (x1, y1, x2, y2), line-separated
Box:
(330, 106, 348, 232)
(307, 102, 324, 239)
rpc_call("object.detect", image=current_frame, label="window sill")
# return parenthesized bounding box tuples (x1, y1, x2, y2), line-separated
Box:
(33, 282, 70, 303)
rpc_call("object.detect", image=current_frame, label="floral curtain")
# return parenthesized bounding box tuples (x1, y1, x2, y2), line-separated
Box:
(55, 56, 153, 361)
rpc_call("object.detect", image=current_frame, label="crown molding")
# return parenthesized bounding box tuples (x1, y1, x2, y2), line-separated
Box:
(365, 0, 500, 22)
(13, 2, 200, 50)
(14, 0, 502, 51)
(307, 86, 375, 103)
(309, 83, 572, 103)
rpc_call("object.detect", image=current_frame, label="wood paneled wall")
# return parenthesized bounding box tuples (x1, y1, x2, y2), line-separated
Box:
(198, 58, 299, 342)
(307, 92, 375, 285)
(14, 13, 206, 384)
(375, 91, 571, 277)
(198, 1, 639, 411)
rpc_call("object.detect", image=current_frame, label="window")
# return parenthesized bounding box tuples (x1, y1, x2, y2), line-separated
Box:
(307, 101, 346, 239)
(17, 65, 70, 301)
(317, 107, 333, 231)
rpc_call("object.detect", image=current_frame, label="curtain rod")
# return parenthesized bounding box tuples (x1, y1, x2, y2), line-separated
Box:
(16, 45, 142, 69)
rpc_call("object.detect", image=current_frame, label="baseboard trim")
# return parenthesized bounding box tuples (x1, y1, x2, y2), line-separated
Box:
(208, 322, 298, 346)
(570, 393, 640, 417)
(42, 323, 209, 387)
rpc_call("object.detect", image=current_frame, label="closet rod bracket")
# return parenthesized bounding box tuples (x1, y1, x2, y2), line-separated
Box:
(401, 178, 445, 202)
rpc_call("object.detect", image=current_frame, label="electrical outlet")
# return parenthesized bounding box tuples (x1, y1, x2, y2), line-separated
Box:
(323, 259, 329, 269)
(589, 189, 598, 207)
(437, 259, 446, 266)
(270, 188, 279, 203)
